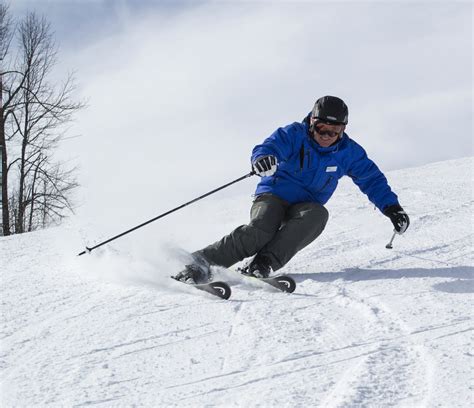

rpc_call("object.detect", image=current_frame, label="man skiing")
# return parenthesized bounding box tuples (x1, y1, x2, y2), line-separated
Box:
(176, 96, 410, 284)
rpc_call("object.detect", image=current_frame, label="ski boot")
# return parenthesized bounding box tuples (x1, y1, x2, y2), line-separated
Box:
(174, 262, 212, 284)
(239, 255, 272, 278)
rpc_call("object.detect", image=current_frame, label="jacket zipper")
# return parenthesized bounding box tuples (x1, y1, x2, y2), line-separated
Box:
(319, 176, 333, 191)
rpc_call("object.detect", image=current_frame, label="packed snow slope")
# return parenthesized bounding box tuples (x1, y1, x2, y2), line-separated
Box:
(1, 157, 473, 407)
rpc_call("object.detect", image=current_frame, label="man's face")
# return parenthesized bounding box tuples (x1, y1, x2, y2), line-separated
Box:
(311, 118, 345, 147)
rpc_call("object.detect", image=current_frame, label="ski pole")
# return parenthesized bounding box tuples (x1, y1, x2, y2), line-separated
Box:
(385, 231, 397, 249)
(78, 171, 256, 256)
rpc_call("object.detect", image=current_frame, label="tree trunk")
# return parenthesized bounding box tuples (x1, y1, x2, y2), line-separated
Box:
(42, 178, 46, 229)
(0, 73, 11, 236)
(16, 87, 29, 234)
(27, 155, 40, 231)
(16, 140, 26, 233)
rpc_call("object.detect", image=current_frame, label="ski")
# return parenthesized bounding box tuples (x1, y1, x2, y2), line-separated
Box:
(237, 270, 296, 293)
(171, 277, 232, 300)
(259, 275, 296, 293)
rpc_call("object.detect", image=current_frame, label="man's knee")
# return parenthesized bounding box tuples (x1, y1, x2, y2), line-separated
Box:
(314, 204, 329, 227)
(295, 203, 329, 226)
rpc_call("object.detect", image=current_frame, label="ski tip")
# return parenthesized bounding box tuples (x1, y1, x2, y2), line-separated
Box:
(274, 276, 296, 293)
(171, 276, 231, 300)
(209, 281, 232, 300)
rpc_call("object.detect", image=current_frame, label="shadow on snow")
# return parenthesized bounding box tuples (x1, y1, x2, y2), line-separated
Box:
(291, 266, 474, 294)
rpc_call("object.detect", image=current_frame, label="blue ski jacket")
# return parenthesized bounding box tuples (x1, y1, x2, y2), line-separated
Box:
(251, 117, 399, 212)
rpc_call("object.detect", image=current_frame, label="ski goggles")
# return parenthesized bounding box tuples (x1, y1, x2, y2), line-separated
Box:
(314, 120, 344, 138)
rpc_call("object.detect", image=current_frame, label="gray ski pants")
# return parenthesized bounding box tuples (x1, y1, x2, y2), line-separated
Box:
(194, 193, 329, 271)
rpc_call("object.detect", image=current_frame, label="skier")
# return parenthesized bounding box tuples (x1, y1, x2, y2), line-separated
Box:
(176, 96, 410, 284)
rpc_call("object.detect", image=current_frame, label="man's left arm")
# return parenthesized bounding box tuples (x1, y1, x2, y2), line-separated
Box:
(347, 145, 410, 234)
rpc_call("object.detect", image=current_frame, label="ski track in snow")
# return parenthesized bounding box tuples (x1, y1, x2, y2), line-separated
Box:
(320, 279, 434, 407)
(1, 157, 473, 407)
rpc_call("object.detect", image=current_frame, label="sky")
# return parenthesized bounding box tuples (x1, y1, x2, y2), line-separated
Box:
(7, 0, 473, 251)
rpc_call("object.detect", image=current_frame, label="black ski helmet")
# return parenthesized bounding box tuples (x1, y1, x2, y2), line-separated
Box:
(311, 96, 348, 125)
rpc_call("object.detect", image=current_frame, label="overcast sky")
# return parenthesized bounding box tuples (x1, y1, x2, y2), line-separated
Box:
(9, 1, 473, 250)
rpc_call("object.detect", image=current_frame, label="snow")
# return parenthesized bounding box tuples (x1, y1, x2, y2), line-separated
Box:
(1, 157, 473, 407)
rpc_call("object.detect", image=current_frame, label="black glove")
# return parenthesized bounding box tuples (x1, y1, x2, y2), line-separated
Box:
(384, 204, 410, 234)
(252, 155, 278, 177)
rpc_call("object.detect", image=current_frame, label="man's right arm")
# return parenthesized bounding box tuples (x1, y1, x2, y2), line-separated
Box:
(251, 124, 298, 164)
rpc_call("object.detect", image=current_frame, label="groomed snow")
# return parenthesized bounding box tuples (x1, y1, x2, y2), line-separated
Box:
(1, 157, 473, 407)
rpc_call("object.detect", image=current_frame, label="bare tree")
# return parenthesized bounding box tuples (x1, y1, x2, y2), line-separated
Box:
(1, 2, 13, 235)
(1, 7, 84, 235)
